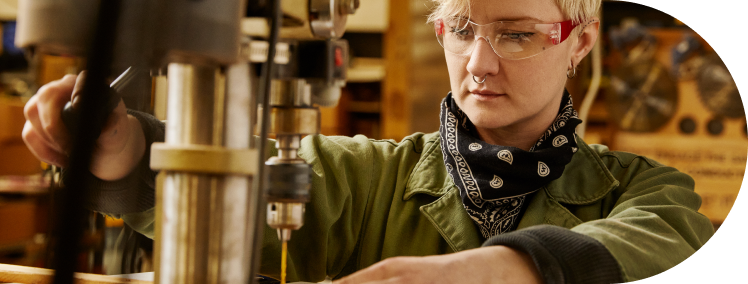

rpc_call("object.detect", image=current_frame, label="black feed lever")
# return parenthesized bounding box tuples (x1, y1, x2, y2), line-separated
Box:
(61, 67, 140, 135)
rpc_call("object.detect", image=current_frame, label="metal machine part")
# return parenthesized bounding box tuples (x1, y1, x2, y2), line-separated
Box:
(243, 0, 358, 39)
(16, 0, 242, 69)
(265, 36, 348, 247)
(16, 0, 351, 283)
(264, 79, 317, 244)
(309, 0, 358, 38)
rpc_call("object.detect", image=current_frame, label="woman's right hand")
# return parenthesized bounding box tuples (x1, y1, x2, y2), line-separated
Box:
(22, 73, 146, 181)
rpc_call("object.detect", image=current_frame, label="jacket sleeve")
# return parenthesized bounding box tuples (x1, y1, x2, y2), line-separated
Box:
(482, 225, 622, 284)
(66, 109, 163, 215)
(483, 150, 714, 283)
(569, 154, 715, 281)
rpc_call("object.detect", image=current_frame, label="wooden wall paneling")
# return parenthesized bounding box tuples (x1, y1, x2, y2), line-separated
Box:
(409, 1, 452, 134)
(381, 0, 412, 141)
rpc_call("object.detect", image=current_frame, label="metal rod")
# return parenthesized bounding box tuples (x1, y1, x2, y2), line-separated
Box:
(249, 0, 284, 283)
(53, 0, 121, 283)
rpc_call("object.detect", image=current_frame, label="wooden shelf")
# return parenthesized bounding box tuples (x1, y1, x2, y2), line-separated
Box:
(347, 57, 385, 82)
(348, 101, 380, 113)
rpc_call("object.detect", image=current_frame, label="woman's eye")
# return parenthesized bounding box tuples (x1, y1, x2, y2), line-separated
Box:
(450, 27, 472, 36)
(501, 32, 534, 41)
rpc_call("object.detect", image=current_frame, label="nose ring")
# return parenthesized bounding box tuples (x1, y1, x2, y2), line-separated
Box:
(473, 75, 487, 84)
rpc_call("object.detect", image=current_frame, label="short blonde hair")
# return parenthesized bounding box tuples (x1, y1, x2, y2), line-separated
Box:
(427, 0, 601, 26)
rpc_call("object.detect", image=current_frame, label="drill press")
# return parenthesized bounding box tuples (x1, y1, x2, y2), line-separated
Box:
(15, 0, 356, 283)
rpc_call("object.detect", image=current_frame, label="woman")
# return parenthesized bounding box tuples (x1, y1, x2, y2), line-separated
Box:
(22, 0, 714, 283)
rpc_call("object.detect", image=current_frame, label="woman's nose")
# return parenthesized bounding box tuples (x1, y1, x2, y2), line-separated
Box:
(466, 37, 500, 79)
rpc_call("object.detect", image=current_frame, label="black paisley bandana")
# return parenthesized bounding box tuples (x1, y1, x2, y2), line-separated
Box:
(439, 91, 582, 238)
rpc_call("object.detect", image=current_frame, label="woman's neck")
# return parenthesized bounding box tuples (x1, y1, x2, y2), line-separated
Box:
(474, 95, 564, 151)
(475, 125, 546, 151)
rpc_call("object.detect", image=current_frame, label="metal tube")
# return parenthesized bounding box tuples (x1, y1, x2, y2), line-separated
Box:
(219, 62, 258, 283)
(159, 62, 223, 284)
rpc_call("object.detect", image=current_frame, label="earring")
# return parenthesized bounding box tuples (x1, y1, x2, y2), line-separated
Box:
(567, 65, 577, 79)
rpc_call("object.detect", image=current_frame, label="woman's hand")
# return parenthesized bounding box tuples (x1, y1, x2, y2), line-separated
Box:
(333, 246, 543, 284)
(22, 73, 146, 181)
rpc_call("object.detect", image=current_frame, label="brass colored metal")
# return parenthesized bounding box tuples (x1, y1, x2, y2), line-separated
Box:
(281, 241, 288, 284)
(156, 62, 264, 284)
(158, 63, 222, 284)
(270, 79, 312, 107)
(270, 108, 320, 135)
(150, 144, 258, 175)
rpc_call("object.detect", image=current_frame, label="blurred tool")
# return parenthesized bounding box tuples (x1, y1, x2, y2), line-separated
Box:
(606, 21, 745, 224)
(15, 0, 355, 283)
(607, 19, 677, 133)
(670, 35, 743, 119)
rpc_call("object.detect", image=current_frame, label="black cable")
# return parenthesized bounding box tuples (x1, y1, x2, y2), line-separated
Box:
(249, 0, 283, 283)
(52, 0, 121, 283)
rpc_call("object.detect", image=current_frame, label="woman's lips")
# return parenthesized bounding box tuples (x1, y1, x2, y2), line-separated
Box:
(470, 90, 506, 101)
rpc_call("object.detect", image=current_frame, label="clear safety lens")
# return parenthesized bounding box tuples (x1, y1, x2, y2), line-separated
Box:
(435, 17, 576, 60)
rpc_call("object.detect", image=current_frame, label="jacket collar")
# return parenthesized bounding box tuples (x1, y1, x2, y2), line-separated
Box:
(404, 133, 620, 252)
(404, 133, 619, 205)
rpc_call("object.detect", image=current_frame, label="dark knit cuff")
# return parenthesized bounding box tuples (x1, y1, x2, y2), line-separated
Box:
(65, 110, 164, 214)
(482, 225, 622, 284)
(126, 109, 164, 191)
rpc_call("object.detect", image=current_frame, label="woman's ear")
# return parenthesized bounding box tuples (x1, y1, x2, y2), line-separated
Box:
(570, 17, 600, 67)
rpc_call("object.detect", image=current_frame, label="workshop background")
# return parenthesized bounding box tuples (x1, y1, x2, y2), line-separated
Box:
(0, 0, 744, 275)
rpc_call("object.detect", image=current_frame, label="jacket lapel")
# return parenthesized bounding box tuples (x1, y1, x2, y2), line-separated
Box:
(518, 138, 620, 229)
(419, 186, 482, 252)
(404, 137, 482, 251)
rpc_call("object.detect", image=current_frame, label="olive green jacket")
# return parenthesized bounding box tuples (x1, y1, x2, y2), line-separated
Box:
(123, 132, 714, 282)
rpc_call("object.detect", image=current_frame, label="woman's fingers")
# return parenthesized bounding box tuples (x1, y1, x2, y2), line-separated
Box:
(22, 121, 68, 167)
(335, 257, 413, 284)
(70, 71, 86, 108)
(36, 75, 77, 149)
(23, 97, 64, 153)
(26, 75, 77, 154)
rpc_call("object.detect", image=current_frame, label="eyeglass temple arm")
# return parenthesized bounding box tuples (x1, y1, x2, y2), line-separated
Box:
(556, 20, 579, 44)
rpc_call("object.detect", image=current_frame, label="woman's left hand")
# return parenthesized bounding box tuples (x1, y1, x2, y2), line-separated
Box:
(333, 246, 543, 284)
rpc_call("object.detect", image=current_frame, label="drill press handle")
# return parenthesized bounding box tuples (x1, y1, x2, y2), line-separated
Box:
(60, 67, 138, 136)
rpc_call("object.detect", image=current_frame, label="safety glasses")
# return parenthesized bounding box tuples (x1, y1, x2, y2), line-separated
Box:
(435, 17, 578, 60)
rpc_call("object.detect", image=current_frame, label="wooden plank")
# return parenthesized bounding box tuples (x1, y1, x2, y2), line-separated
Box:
(381, 0, 411, 141)
(0, 263, 153, 284)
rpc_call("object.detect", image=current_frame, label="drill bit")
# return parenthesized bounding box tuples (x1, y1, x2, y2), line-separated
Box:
(281, 240, 288, 284)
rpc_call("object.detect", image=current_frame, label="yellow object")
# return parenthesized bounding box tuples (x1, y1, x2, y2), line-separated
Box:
(104, 215, 125, 228)
(281, 241, 288, 284)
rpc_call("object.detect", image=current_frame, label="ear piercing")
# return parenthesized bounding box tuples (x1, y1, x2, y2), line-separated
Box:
(567, 64, 577, 79)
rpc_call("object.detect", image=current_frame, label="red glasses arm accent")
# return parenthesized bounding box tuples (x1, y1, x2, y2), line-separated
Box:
(558, 20, 578, 44)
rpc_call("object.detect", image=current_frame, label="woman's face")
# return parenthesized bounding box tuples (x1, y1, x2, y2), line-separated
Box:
(445, 0, 575, 135)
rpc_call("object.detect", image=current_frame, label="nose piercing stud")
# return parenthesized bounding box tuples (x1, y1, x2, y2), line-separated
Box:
(473, 75, 487, 84)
